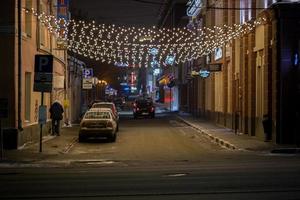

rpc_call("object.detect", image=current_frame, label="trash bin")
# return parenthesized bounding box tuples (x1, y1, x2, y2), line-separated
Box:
(262, 114, 272, 141)
(3, 128, 18, 149)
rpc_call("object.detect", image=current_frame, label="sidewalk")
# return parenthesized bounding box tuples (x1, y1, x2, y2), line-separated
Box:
(176, 112, 298, 153)
(0, 126, 78, 164)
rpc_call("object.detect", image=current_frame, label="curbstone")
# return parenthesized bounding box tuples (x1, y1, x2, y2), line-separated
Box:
(176, 115, 239, 151)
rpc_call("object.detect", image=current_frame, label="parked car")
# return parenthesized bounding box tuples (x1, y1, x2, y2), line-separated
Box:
(79, 109, 117, 142)
(91, 102, 119, 131)
(133, 98, 155, 119)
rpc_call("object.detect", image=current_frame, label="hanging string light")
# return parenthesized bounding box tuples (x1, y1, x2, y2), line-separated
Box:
(30, 8, 266, 67)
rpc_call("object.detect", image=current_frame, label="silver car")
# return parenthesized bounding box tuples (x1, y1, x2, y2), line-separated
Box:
(79, 109, 117, 142)
(91, 102, 119, 131)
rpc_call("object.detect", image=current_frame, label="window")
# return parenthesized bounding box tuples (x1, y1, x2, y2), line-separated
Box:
(25, 72, 32, 122)
(39, 1, 50, 48)
(25, 0, 32, 37)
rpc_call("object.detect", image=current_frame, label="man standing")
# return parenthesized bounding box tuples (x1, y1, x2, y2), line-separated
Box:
(49, 100, 64, 136)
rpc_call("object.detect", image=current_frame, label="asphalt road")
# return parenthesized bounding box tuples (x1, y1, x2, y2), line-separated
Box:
(1, 113, 300, 199)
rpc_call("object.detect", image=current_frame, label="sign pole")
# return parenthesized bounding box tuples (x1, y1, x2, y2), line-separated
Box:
(0, 118, 3, 160)
(170, 87, 172, 111)
(39, 92, 44, 153)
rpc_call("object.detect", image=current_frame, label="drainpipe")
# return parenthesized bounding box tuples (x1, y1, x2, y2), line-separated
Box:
(17, 0, 23, 130)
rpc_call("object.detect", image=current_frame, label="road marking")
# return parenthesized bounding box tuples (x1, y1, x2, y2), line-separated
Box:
(164, 173, 188, 177)
(61, 137, 78, 154)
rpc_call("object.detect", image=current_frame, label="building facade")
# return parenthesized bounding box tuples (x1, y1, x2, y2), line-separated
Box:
(0, 0, 70, 148)
(180, 0, 300, 145)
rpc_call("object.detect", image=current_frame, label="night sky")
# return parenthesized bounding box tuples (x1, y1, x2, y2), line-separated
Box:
(69, 0, 166, 89)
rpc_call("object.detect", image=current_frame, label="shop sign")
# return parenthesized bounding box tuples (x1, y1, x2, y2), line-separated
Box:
(208, 64, 222, 72)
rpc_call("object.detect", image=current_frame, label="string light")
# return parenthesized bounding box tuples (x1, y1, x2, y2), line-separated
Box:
(30, 8, 266, 67)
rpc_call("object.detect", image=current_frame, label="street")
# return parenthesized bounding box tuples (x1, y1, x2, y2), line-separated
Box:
(1, 112, 300, 199)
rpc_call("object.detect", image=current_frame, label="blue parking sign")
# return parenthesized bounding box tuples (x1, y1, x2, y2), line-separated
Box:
(83, 68, 93, 78)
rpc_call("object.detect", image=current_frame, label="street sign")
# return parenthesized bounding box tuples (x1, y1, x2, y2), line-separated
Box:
(38, 105, 47, 125)
(34, 55, 53, 92)
(82, 78, 93, 89)
(0, 98, 8, 118)
(83, 68, 93, 79)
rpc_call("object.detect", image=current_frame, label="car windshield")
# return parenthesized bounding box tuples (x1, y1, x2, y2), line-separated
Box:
(92, 104, 113, 109)
(84, 111, 111, 119)
(136, 100, 152, 107)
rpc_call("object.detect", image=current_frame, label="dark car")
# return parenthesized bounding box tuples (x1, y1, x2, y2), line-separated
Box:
(113, 97, 125, 110)
(133, 98, 155, 119)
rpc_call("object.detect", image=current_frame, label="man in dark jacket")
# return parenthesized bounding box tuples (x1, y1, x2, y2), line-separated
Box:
(49, 100, 64, 136)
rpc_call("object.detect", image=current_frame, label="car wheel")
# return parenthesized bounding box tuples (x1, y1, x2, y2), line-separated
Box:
(116, 124, 119, 132)
(134, 114, 137, 119)
(108, 132, 117, 142)
(151, 113, 155, 118)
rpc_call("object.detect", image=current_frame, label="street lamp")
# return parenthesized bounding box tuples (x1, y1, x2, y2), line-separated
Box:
(98, 80, 108, 100)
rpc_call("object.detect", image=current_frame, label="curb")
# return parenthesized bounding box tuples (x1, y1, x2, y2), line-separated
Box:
(176, 115, 238, 151)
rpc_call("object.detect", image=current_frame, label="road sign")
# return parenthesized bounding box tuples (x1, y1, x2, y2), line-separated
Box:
(38, 105, 47, 125)
(82, 78, 93, 89)
(83, 68, 93, 79)
(0, 98, 8, 118)
(34, 55, 53, 92)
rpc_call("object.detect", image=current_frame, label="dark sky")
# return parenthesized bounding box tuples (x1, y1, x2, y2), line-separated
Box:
(70, 0, 165, 26)
(69, 0, 168, 89)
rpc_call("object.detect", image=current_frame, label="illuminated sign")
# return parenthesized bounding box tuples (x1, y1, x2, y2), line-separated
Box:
(165, 55, 175, 65)
(153, 68, 161, 76)
(186, 0, 202, 17)
(114, 62, 129, 67)
(191, 70, 199, 76)
(199, 69, 210, 78)
(214, 47, 223, 61)
(293, 52, 299, 67)
(149, 47, 159, 56)
(151, 60, 160, 68)
(139, 36, 152, 42)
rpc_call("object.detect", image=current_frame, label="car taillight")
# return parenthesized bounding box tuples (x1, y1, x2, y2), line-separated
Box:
(107, 121, 113, 128)
(137, 107, 140, 111)
(151, 107, 154, 112)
